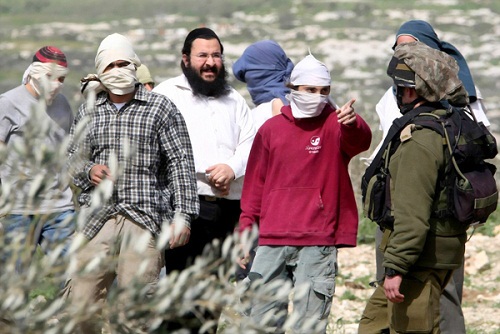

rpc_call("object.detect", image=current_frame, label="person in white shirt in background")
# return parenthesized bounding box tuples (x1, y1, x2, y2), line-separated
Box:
(366, 85, 488, 165)
(153, 27, 255, 334)
(0, 46, 76, 274)
(361, 20, 490, 334)
(231, 39, 293, 280)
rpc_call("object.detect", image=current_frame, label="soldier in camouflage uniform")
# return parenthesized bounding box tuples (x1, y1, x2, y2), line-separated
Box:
(358, 41, 468, 334)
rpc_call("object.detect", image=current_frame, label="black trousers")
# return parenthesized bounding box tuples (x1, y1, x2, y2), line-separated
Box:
(165, 197, 241, 273)
(162, 197, 241, 334)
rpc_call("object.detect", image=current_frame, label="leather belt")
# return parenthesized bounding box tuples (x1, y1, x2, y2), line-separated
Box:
(199, 195, 219, 202)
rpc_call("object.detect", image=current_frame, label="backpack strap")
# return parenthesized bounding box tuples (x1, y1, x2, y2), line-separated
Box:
(410, 111, 453, 218)
(362, 105, 438, 201)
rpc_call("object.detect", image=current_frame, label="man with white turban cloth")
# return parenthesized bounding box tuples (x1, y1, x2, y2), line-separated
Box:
(64, 33, 199, 333)
(0, 46, 76, 274)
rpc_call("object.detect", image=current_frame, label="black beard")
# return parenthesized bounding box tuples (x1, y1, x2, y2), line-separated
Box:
(182, 60, 230, 98)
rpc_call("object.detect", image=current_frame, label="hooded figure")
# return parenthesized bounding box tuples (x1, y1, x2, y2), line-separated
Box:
(136, 64, 155, 90)
(233, 40, 293, 106)
(238, 50, 371, 334)
(81, 33, 141, 97)
(394, 20, 477, 102)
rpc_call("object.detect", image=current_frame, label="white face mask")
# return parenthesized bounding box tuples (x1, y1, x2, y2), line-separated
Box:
(48, 80, 63, 105)
(27, 62, 68, 105)
(99, 64, 137, 95)
(29, 75, 64, 106)
(287, 90, 329, 118)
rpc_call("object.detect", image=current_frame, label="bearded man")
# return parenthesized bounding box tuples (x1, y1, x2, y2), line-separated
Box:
(64, 33, 199, 333)
(153, 27, 255, 333)
(154, 27, 255, 272)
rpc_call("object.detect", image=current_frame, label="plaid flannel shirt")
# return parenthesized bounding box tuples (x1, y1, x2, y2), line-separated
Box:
(67, 85, 199, 239)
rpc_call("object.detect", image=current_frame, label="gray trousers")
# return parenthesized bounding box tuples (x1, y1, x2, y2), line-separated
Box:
(243, 245, 337, 334)
(375, 228, 465, 334)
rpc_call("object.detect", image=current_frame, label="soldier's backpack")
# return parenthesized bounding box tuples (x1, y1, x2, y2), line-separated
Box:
(362, 105, 498, 228)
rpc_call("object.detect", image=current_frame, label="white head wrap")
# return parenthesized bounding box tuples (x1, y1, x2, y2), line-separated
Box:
(29, 62, 69, 81)
(290, 53, 331, 87)
(22, 65, 32, 84)
(287, 53, 334, 118)
(26, 62, 69, 105)
(95, 33, 141, 75)
(81, 33, 141, 97)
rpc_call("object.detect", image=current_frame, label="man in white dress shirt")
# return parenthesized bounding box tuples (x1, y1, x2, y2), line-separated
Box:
(153, 27, 255, 333)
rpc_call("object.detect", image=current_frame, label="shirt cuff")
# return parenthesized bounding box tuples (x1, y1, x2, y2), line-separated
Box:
(179, 212, 192, 229)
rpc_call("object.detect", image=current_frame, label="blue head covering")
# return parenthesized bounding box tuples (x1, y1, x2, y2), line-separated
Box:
(393, 20, 477, 102)
(233, 40, 294, 106)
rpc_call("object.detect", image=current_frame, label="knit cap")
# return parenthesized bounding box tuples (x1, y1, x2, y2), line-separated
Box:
(137, 64, 154, 85)
(32, 46, 67, 67)
(233, 40, 293, 105)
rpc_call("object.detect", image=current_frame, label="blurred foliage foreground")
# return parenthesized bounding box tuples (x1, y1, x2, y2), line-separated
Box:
(0, 98, 317, 334)
(0, 229, 276, 334)
(1, 85, 498, 334)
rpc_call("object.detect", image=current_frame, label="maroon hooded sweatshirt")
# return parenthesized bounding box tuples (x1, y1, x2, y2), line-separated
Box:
(239, 104, 372, 247)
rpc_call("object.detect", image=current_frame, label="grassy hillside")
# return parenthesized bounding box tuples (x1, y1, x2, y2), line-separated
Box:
(1, 0, 499, 107)
(1, 0, 499, 239)
(1, 2, 500, 333)
(1, 0, 499, 23)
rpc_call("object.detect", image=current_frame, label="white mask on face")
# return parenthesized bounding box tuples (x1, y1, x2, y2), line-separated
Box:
(47, 80, 63, 105)
(27, 62, 68, 105)
(29, 75, 64, 106)
(99, 64, 137, 95)
(287, 90, 329, 118)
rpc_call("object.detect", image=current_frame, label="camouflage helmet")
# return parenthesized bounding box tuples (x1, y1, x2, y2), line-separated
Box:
(387, 41, 468, 106)
(386, 56, 415, 87)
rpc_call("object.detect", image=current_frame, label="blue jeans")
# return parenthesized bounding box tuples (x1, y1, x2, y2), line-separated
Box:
(242, 245, 337, 334)
(1, 210, 76, 272)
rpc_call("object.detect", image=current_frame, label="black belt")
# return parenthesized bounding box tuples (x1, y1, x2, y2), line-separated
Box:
(199, 195, 224, 202)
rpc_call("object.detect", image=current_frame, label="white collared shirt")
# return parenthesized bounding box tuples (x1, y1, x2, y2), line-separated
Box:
(154, 74, 256, 199)
(251, 99, 274, 130)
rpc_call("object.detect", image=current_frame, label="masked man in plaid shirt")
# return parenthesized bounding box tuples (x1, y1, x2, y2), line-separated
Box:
(64, 33, 199, 333)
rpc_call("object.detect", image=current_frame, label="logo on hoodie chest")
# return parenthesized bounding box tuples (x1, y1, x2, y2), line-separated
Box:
(305, 136, 322, 154)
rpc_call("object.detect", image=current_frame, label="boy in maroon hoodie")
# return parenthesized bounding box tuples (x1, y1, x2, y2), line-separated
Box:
(238, 53, 372, 333)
